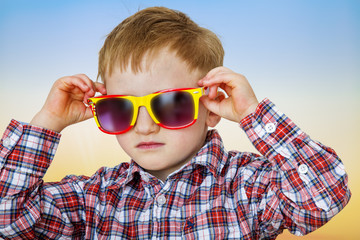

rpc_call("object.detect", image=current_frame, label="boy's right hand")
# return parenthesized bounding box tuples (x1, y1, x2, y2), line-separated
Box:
(30, 74, 107, 133)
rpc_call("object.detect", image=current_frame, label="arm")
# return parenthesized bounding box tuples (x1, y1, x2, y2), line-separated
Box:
(199, 67, 351, 235)
(0, 74, 106, 238)
(240, 99, 350, 236)
(0, 121, 89, 239)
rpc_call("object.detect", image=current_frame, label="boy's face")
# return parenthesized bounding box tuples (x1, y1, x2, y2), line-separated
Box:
(105, 48, 217, 181)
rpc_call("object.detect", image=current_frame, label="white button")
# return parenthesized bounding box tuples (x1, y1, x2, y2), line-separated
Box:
(265, 123, 276, 133)
(157, 194, 166, 206)
(298, 164, 309, 174)
(3, 138, 11, 147)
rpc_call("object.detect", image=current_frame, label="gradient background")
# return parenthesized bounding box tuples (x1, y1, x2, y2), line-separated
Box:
(0, 0, 359, 239)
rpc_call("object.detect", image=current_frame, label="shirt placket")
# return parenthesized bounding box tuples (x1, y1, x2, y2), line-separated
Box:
(151, 181, 172, 239)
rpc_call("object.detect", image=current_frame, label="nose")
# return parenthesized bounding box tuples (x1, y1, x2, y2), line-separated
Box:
(133, 106, 160, 135)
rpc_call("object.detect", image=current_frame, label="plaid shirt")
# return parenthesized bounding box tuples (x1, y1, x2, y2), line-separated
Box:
(0, 99, 350, 239)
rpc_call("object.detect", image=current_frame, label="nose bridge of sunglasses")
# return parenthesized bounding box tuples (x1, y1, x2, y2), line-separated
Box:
(133, 93, 153, 107)
(130, 94, 156, 117)
(130, 94, 160, 125)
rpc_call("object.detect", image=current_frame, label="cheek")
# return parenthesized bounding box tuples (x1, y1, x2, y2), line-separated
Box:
(115, 134, 130, 150)
(173, 116, 208, 143)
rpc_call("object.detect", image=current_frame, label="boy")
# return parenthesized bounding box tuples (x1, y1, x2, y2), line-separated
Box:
(0, 6, 350, 239)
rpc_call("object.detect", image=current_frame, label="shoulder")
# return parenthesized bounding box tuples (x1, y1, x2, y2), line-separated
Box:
(225, 150, 274, 182)
(220, 151, 275, 202)
(84, 162, 131, 189)
(44, 162, 131, 192)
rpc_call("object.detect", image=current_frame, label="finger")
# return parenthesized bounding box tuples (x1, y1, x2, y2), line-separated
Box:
(208, 85, 219, 99)
(57, 77, 97, 106)
(72, 74, 97, 92)
(204, 66, 232, 79)
(200, 95, 224, 116)
(75, 76, 107, 96)
(73, 73, 92, 84)
(198, 67, 228, 86)
(202, 72, 241, 89)
(216, 91, 226, 101)
(58, 76, 89, 94)
(203, 77, 237, 100)
(82, 82, 107, 103)
(94, 82, 107, 95)
(72, 78, 95, 97)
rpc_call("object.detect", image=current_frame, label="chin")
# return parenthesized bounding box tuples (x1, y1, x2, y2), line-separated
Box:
(137, 160, 166, 170)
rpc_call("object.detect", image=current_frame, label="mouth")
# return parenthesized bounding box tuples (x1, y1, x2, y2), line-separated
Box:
(136, 142, 165, 150)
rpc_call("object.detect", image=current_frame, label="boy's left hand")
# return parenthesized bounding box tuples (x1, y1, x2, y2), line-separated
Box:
(198, 67, 259, 123)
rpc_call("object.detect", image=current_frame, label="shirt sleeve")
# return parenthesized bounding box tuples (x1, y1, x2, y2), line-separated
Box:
(0, 119, 60, 195)
(0, 120, 86, 239)
(239, 98, 351, 237)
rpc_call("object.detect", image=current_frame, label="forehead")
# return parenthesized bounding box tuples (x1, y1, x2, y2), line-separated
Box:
(105, 49, 203, 96)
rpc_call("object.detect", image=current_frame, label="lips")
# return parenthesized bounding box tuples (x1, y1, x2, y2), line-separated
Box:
(136, 142, 165, 149)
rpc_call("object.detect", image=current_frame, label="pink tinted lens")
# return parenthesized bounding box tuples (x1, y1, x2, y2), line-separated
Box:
(151, 91, 195, 127)
(96, 98, 134, 133)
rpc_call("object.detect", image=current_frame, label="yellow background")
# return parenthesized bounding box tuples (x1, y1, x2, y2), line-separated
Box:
(1, 0, 359, 239)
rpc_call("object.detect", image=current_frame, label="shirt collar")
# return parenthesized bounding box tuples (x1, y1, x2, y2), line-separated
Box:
(110, 129, 228, 189)
(190, 129, 228, 178)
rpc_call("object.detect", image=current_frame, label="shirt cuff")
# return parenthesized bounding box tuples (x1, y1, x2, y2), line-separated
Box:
(239, 98, 302, 160)
(0, 119, 61, 177)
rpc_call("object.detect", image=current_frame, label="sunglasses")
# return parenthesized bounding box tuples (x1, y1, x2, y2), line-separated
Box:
(87, 87, 207, 134)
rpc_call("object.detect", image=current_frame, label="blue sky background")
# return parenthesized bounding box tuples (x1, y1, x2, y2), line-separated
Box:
(0, 0, 359, 239)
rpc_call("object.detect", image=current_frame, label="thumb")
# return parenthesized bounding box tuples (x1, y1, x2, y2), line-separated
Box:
(200, 92, 226, 116)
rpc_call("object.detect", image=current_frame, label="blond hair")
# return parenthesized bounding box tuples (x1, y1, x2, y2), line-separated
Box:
(98, 6, 224, 81)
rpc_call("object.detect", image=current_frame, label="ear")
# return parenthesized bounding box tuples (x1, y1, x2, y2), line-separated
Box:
(206, 111, 221, 127)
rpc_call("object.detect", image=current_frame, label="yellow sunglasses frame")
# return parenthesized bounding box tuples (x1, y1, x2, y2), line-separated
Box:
(87, 87, 206, 134)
